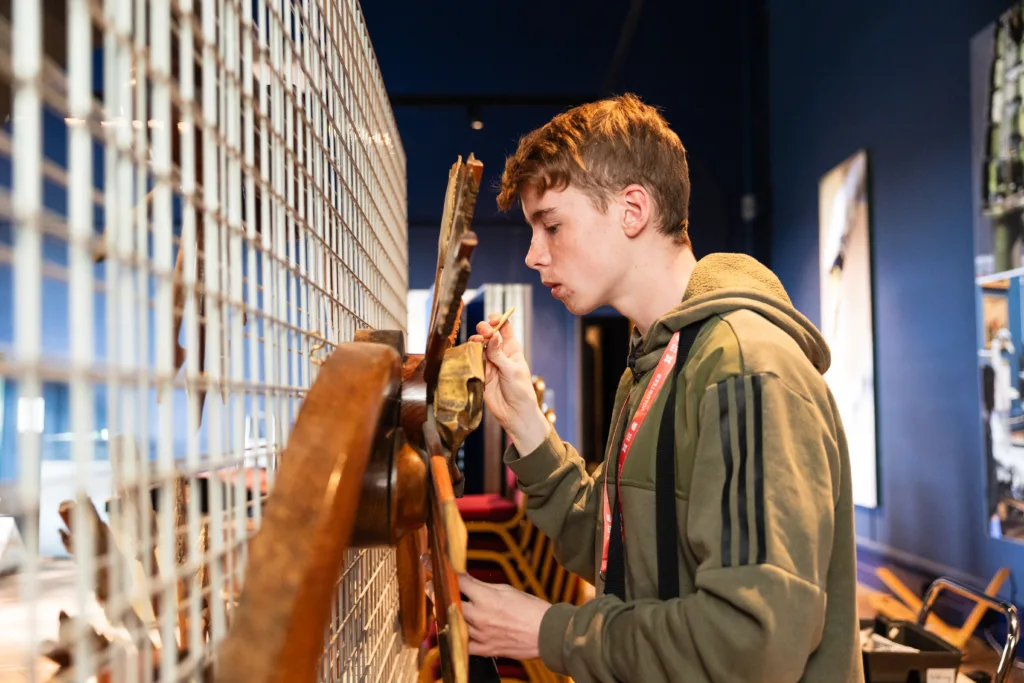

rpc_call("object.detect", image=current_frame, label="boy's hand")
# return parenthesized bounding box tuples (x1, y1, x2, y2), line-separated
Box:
(423, 554, 550, 661)
(458, 573, 550, 660)
(468, 313, 550, 454)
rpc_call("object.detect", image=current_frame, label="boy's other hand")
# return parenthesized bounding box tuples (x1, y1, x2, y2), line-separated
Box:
(422, 555, 549, 661)
(468, 313, 549, 454)
(459, 573, 549, 660)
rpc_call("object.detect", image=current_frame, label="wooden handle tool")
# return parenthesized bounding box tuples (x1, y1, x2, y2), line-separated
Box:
(492, 306, 515, 335)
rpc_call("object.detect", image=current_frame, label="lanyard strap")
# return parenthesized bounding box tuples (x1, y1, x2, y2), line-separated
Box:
(601, 318, 708, 601)
(601, 330, 681, 575)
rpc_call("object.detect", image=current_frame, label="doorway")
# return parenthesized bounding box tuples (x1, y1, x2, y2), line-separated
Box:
(579, 314, 633, 467)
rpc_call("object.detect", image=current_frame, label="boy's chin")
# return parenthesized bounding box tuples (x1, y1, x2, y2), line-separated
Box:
(561, 294, 600, 316)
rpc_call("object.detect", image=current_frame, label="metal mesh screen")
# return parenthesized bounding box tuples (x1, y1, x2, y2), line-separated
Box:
(0, 0, 413, 680)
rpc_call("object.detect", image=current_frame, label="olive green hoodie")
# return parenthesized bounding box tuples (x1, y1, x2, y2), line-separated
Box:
(503, 253, 864, 682)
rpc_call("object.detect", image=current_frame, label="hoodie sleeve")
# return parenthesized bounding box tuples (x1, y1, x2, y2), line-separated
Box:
(502, 429, 603, 584)
(537, 371, 839, 682)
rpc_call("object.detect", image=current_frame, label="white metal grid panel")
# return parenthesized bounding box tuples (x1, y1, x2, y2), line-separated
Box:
(0, 0, 413, 680)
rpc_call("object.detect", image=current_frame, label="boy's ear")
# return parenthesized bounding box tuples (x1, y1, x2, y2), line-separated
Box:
(621, 184, 651, 238)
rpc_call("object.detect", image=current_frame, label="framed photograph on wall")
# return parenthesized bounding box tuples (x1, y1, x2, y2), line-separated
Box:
(818, 148, 879, 509)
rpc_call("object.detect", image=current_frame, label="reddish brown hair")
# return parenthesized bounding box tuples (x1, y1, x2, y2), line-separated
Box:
(497, 93, 691, 246)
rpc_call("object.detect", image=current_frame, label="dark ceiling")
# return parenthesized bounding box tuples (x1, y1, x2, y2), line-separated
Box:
(361, 1, 641, 97)
(360, 0, 762, 255)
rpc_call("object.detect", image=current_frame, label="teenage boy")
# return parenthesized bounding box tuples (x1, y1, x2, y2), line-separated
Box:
(456, 93, 864, 682)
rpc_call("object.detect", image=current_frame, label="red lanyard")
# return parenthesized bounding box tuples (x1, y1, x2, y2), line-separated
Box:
(600, 330, 681, 574)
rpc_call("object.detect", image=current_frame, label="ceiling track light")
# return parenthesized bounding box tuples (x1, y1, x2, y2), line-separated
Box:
(467, 105, 483, 130)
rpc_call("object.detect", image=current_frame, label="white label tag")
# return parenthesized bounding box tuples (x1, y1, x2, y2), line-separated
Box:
(925, 669, 955, 683)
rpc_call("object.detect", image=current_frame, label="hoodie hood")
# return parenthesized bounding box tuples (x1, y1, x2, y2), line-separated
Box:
(628, 253, 830, 376)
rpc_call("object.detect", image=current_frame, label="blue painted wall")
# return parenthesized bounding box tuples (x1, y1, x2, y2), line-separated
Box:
(769, 0, 1024, 586)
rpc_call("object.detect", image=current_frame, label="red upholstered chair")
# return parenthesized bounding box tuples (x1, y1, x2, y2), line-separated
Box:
(457, 491, 520, 523)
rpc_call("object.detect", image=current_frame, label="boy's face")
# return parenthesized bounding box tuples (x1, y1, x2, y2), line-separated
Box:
(521, 183, 628, 315)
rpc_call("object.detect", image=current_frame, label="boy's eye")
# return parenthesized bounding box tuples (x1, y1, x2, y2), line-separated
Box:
(545, 224, 560, 234)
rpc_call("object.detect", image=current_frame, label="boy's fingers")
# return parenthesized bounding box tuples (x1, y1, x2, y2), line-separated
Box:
(457, 572, 488, 602)
(461, 598, 480, 627)
(485, 334, 516, 373)
(492, 318, 515, 340)
(477, 315, 518, 345)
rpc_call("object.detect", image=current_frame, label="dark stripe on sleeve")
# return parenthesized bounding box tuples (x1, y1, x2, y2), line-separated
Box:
(734, 377, 749, 566)
(752, 374, 766, 564)
(718, 381, 733, 568)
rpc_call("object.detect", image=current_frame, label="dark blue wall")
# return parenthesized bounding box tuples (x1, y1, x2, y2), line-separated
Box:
(770, 0, 1024, 586)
